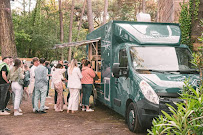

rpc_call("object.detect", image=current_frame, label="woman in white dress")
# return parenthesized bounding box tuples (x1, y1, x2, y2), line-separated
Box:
(67, 59, 82, 113)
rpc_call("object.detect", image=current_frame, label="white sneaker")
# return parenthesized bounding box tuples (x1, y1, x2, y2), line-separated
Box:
(33, 108, 35, 112)
(18, 108, 22, 113)
(44, 106, 49, 110)
(0, 110, 10, 115)
(54, 104, 56, 110)
(82, 108, 86, 111)
(86, 108, 94, 112)
(14, 112, 23, 116)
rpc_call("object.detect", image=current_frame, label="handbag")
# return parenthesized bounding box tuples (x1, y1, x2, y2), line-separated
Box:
(18, 79, 24, 85)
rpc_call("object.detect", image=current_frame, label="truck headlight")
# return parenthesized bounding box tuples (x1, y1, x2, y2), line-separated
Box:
(139, 80, 159, 104)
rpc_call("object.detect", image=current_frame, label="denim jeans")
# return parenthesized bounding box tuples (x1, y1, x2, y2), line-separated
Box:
(0, 83, 10, 110)
(82, 84, 93, 106)
(5, 90, 11, 108)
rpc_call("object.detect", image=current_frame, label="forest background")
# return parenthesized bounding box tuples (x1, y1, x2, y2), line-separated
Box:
(7, 0, 157, 61)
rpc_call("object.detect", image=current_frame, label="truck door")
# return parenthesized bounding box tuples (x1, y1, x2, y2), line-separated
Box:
(113, 48, 130, 115)
(102, 57, 111, 106)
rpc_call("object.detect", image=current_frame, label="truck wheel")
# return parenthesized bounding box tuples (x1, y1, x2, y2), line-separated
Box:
(127, 102, 141, 133)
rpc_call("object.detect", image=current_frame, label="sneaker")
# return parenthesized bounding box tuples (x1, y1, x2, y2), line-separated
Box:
(0, 110, 10, 115)
(18, 108, 22, 113)
(34, 110, 39, 114)
(14, 112, 23, 116)
(54, 104, 56, 110)
(81, 108, 86, 111)
(5, 108, 11, 111)
(55, 109, 63, 112)
(39, 110, 47, 114)
(44, 106, 49, 110)
(33, 108, 36, 112)
(86, 109, 94, 112)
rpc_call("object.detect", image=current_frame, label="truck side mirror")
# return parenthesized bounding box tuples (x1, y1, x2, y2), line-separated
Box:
(121, 67, 129, 77)
(112, 63, 120, 78)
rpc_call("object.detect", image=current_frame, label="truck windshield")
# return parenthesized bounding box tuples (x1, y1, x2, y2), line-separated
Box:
(130, 46, 197, 73)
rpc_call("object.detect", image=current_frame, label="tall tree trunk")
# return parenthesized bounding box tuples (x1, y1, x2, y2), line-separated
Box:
(0, 0, 17, 58)
(68, 0, 75, 62)
(103, 0, 108, 25)
(23, 0, 26, 16)
(86, 0, 94, 32)
(191, 0, 203, 41)
(59, 0, 64, 60)
(142, 0, 145, 13)
(76, 0, 86, 41)
(134, 0, 137, 20)
(138, 0, 141, 13)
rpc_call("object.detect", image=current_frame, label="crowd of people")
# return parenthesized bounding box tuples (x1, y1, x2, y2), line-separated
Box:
(0, 56, 96, 116)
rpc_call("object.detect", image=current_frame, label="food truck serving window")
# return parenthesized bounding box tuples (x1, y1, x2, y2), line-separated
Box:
(116, 23, 181, 45)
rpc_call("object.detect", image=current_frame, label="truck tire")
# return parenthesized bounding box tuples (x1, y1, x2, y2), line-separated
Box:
(126, 102, 141, 133)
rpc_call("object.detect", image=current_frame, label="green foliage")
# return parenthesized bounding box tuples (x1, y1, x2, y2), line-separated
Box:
(108, 0, 157, 22)
(198, 19, 203, 42)
(191, 52, 202, 68)
(179, 0, 201, 49)
(147, 82, 203, 135)
(11, 0, 157, 60)
(12, 0, 87, 61)
(193, 0, 200, 20)
(179, 2, 192, 48)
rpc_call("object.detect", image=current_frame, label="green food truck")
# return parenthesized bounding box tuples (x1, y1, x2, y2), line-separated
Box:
(85, 21, 200, 133)
(56, 20, 200, 133)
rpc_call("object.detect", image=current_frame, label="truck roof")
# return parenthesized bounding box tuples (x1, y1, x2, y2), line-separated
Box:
(87, 21, 181, 46)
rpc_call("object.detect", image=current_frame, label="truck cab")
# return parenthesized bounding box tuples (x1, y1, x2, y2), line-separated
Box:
(111, 43, 199, 132)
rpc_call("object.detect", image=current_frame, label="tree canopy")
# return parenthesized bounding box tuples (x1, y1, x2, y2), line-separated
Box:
(11, 0, 157, 61)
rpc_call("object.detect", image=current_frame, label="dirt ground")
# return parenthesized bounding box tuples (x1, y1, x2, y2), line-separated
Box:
(0, 89, 146, 135)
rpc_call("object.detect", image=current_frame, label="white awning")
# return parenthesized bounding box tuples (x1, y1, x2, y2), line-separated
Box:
(54, 38, 101, 49)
